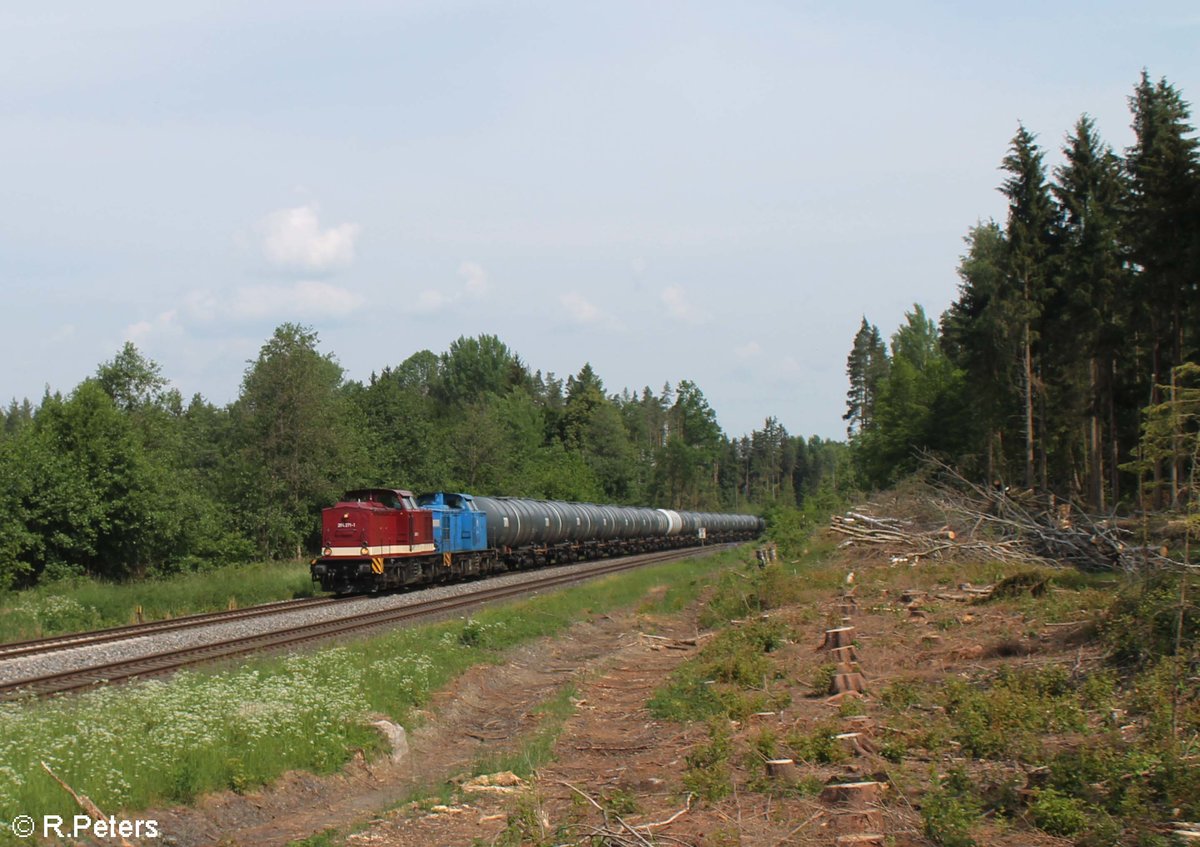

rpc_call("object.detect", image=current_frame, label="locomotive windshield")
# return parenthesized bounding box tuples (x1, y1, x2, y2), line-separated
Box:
(343, 489, 415, 509)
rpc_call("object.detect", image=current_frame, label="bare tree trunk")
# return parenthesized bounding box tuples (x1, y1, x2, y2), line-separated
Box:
(1108, 354, 1121, 503)
(986, 428, 995, 486)
(1170, 369, 1180, 507)
(1089, 357, 1104, 510)
(1151, 336, 1163, 508)
(1024, 320, 1035, 490)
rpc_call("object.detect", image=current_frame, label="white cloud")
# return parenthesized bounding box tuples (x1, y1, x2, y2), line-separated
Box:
(734, 340, 762, 359)
(413, 290, 452, 314)
(459, 261, 488, 295)
(661, 284, 708, 324)
(560, 292, 604, 325)
(411, 261, 491, 314)
(258, 203, 360, 273)
(49, 323, 76, 342)
(183, 290, 219, 322)
(125, 310, 179, 343)
(230, 281, 365, 320)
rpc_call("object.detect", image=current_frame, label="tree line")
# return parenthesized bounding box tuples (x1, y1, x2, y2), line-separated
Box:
(0, 328, 845, 588)
(847, 72, 1199, 510)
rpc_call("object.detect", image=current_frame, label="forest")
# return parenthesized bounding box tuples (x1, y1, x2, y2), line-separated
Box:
(0, 330, 844, 589)
(847, 72, 1199, 510)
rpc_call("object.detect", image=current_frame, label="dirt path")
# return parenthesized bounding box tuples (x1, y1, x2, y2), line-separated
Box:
(141, 613, 691, 846)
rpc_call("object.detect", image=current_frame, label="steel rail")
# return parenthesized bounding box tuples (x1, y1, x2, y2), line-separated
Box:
(0, 544, 735, 701)
(0, 596, 343, 661)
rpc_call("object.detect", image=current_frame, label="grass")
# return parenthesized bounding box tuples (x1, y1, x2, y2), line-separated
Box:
(0, 545, 746, 845)
(648, 540, 840, 725)
(0, 559, 318, 643)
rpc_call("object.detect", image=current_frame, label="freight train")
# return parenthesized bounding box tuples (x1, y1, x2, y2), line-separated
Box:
(310, 488, 764, 594)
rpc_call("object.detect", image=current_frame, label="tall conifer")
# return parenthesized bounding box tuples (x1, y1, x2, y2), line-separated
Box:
(1000, 125, 1059, 488)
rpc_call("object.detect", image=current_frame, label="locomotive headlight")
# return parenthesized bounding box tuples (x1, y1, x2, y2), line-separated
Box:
(360, 545, 370, 556)
(323, 547, 332, 557)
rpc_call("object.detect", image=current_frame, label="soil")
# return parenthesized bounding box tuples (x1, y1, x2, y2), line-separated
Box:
(135, 539, 1101, 847)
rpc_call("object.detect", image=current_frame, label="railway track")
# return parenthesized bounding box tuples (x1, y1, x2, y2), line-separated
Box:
(0, 595, 342, 662)
(0, 544, 734, 701)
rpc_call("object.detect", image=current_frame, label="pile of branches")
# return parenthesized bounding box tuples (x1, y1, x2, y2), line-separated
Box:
(829, 510, 1033, 564)
(925, 458, 1191, 573)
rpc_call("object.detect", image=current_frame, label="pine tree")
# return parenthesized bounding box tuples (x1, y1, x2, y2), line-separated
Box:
(844, 317, 889, 437)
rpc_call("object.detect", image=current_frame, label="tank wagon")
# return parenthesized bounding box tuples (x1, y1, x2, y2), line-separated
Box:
(311, 489, 763, 594)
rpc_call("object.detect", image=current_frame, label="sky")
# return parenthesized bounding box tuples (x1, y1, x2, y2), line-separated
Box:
(1, 2, 1197, 440)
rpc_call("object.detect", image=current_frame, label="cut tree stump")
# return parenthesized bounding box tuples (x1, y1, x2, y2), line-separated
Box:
(765, 758, 798, 783)
(820, 781, 886, 808)
(835, 732, 877, 757)
(842, 715, 875, 734)
(818, 626, 856, 651)
(829, 645, 860, 664)
(832, 810, 884, 834)
(830, 672, 868, 695)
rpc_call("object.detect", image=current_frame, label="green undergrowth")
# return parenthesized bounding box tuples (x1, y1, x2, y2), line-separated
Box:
(647, 533, 848, 809)
(875, 569, 1200, 847)
(0, 559, 318, 644)
(0, 545, 745, 845)
(649, 538, 838, 726)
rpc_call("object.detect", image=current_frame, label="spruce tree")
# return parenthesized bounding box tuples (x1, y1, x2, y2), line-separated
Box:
(1052, 115, 1129, 506)
(844, 317, 888, 437)
(941, 221, 1016, 483)
(1126, 73, 1200, 504)
(1000, 124, 1059, 489)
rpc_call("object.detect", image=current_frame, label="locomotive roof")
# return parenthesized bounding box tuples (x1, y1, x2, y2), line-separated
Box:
(416, 491, 477, 509)
(341, 488, 415, 500)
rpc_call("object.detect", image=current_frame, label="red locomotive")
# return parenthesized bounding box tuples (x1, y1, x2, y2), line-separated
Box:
(319, 489, 435, 584)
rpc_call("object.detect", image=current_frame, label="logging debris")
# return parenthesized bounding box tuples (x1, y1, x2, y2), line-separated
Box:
(830, 458, 1194, 572)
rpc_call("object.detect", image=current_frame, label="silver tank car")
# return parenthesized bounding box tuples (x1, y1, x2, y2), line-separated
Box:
(472, 496, 759, 549)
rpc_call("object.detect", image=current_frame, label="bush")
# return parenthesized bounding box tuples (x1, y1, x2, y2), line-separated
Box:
(1101, 574, 1199, 667)
(683, 721, 733, 801)
(922, 770, 980, 847)
(1029, 788, 1088, 837)
(940, 666, 1085, 760)
(648, 619, 791, 722)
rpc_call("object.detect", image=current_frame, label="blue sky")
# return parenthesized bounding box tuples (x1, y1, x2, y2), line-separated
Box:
(1, 2, 1196, 439)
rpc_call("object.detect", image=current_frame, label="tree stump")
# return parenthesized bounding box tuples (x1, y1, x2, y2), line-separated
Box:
(820, 780, 885, 808)
(832, 809, 884, 834)
(765, 758, 798, 783)
(830, 671, 868, 695)
(835, 732, 877, 757)
(818, 626, 856, 651)
(842, 715, 875, 734)
(835, 660, 863, 677)
(829, 645, 860, 664)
